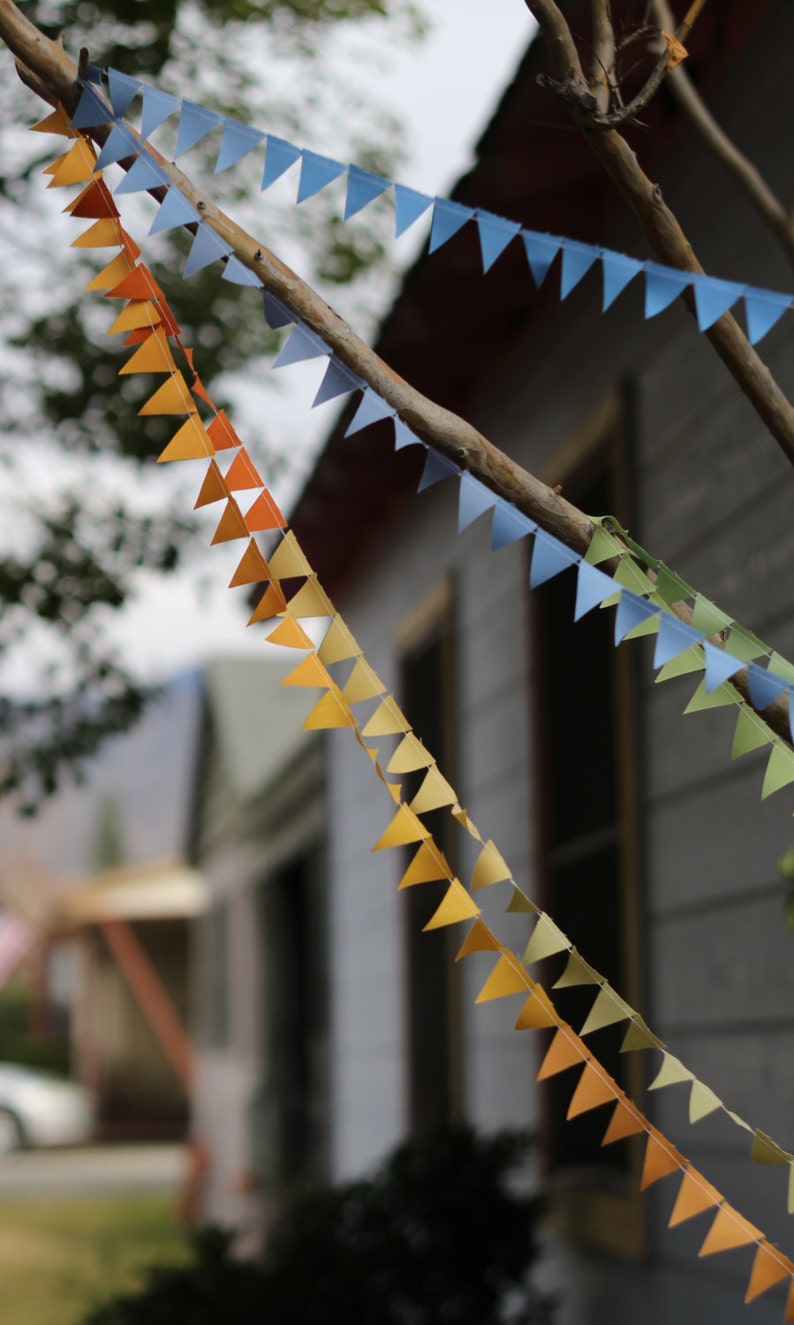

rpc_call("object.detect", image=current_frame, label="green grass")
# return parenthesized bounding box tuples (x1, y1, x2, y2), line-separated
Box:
(0, 1192, 190, 1325)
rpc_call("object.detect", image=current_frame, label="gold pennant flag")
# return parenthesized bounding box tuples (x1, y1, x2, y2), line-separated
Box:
(341, 658, 386, 704)
(282, 653, 334, 689)
(471, 840, 512, 891)
(514, 986, 557, 1031)
(648, 1053, 694, 1092)
(247, 582, 288, 624)
(87, 251, 136, 292)
(266, 616, 314, 649)
(745, 1243, 791, 1303)
(450, 805, 482, 840)
(71, 217, 125, 249)
(668, 1166, 722, 1226)
(567, 1060, 617, 1119)
(269, 530, 312, 580)
(537, 1028, 586, 1080)
(211, 498, 249, 544)
(362, 697, 411, 738)
(120, 326, 177, 376)
(158, 416, 214, 463)
(371, 804, 429, 851)
(456, 918, 502, 960)
(522, 914, 570, 965)
(46, 138, 97, 187)
(318, 615, 360, 665)
(303, 687, 356, 731)
(109, 300, 162, 337)
(195, 461, 228, 509)
(399, 840, 451, 889)
(601, 1099, 646, 1146)
(476, 952, 531, 1003)
(229, 541, 271, 588)
(410, 766, 457, 815)
(386, 733, 434, 774)
(698, 1203, 761, 1257)
(31, 103, 75, 136)
(640, 1132, 684, 1191)
(579, 985, 633, 1037)
(424, 879, 481, 931)
(286, 577, 334, 619)
(751, 1130, 792, 1166)
(553, 949, 600, 989)
(140, 372, 196, 417)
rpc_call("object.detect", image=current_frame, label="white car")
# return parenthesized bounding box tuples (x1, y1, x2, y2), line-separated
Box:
(0, 1064, 94, 1154)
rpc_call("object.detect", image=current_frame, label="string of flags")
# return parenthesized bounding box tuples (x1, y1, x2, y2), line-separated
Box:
(34, 105, 794, 1317)
(68, 68, 794, 347)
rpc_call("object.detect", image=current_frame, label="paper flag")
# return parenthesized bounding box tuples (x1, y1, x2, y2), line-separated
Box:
(410, 766, 457, 814)
(649, 1054, 694, 1091)
(268, 530, 312, 580)
(458, 472, 497, 532)
(456, 919, 502, 959)
(506, 886, 538, 914)
(222, 255, 261, 287)
(211, 498, 248, 543)
(158, 416, 214, 462)
(107, 299, 159, 335)
(491, 499, 533, 550)
(683, 678, 736, 714)
(559, 240, 598, 299)
(32, 102, 75, 136)
(207, 410, 242, 451)
(655, 646, 704, 682)
(149, 186, 200, 236)
(614, 592, 659, 643)
(139, 372, 195, 416)
(751, 1130, 791, 1165)
(303, 688, 356, 731)
(428, 199, 473, 254)
(344, 165, 391, 220)
(687, 1081, 722, 1125)
(107, 69, 141, 117)
(522, 232, 561, 287)
(745, 1243, 790, 1302)
(621, 1017, 665, 1052)
(71, 217, 125, 249)
(579, 986, 633, 1036)
(345, 387, 395, 436)
(537, 1028, 585, 1080)
(640, 1133, 683, 1190)
(743, 289, 791, 346)
(514, 987, 558, 1030)
(224, 451, 263, 491)
(601, 252, 643, 311)
(399, 840, 451, 888)
(475, 211, 521, 273)
(194, 461, 227, 508)
(282, 652, 333, 689)
(95, 123, 139, 171)
(262, 135, 302, 189)
(574, 561, 619, 620)
(553, 950, 600, 989)
(247, 582, 288, 623)
(286, 576, 333, 619)
(475, 952, 530, 1003)
(471, 840, 511, 891)
(644, 262, 691, 317)
(451, 805, 481, 840)
(731, 707, 773, 760)
(114, 153, 170, 194)
(46, 137, 97, 184)
(653, 614, 701, 669)
(387, 733, 434, 774)
(702, 641, 743, 693)
(668, 1166, 722, 1226)
(266, 616, 314, 649)
(371, 803, 429, 851)
(393, 183, 433, 237)
(174, 101, 223, 157)
(87, 252, 136, 294)
(761, 743, 794, 799)
(228, 541, 270, 587)
(70, 83, 113, 129)
(747, 665, 788, 711)
(523, 914, 570, 964)
(601, 1099, 646, 1145)
(140, 86, 181, 140)
(418, 449, 460, 491)
(297, 151, 346, 203)
(273, 323, 328, 369)
(244, 488, 287, 532)
(423, 879, 481, 931)
(119, 325, 176, 375)
(361, 697, 411, 737)
(529, 530, 579, 588)
(698, 1204, 761, 1256)
(66, 177, 119, 219)
(184, 222, 233, 278)
(313, 357, 361, 407)
(340, 658, 386, 704)
(567, 1060, 617, 1118)
(318, 615, 360, 665)
(692, 275, 744, 332)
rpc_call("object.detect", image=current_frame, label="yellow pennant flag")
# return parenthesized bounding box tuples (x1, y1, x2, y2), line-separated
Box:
(386, 733, 434, 774)
(109, 300, 162, 337)
(601, 1099, 646, 1146)
(86, 250, 136, 293)
(303, 687, 356, 731)
(579, 985, 633, 1037)
(268, 530, 312, 580)
(158, 416, 214, 463)
(621, 1016, 665, 1053)
(266, 616, 315, 650)
(689, 1081, 722, 1124)
(71, 217, 126, 249)
(456, 919, 502, 960)
(450, 805, 482, 840)
(522, 914, 570, 965)
(475, 952, 531, 1003)
(140, 372, 196, 417)
(471, 840, 512, 891)
(341, 658, 386, 704)
(318, 615, 360, 664)
(120, 326, 177, 376)
(423, 879, 481, 931)
(514, 986, 557, 1031)
(410, 766, 457, 815)
(552, 949, 600, 989)
(31, 103, 75, 136)
(282, 653, 334, 689)
(399, 840, 451, 889)
(287, 576, 334, 619)
(566, 1060, 617, 1119)
(751, 1129, 791, 1166)
(46, 138, 97, 187)
(648, 1053, 694, 1092)
(362, 697, 411, 738)
(371, 804, 429, 851)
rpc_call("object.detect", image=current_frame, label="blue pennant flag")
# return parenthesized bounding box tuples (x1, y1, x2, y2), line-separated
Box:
(345, 388, 396, 436)
(272, 323, 328, 368)
(428, 199, 473, 255)
(653, 614, 701, 669)
(71, 83, 114, 130)
(644, 262, 691, 318)
(184, 222, 233, 279)
(107, 69, 141, 117)
(614, 591, 658, 644)
(140, 86, 180, 140)
(491, 498, 534, 550)
(214, 119, 265, 174)
(393, 420, 423, 452)
(601, 252, 644, 311)
(522, 232, 562, 288)
(393, 184, 433, 237)
(95, 122, 139, 171)
(313, 358, 361, 407)
(529, 530, 579, 588)
(702, 641, 743, 693)
(114, 153, 170, 195)
(221, 256, 262, 287)
(692, 275, 744, 332)
(560, 239, 599, 299)
(344, 165, 391, 221)
(262, 136, 302, 190)
(458, 472, 498, 532)
(418, 449, 460, 492)
(574, 561, 619, 621)
(175, 101, 224, 158)
(149, 186, 200, 235)
(262, 292, 295, 329)
(87, 64, 103, 84)
(297, 151, 346, 203)
(747, 663, 788, 711)
(743, 289, 791, 346)
(475, 212, 521, 273)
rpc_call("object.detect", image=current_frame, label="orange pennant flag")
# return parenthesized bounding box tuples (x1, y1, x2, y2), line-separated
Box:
(372, 804, 429, 852)
(71, 217, 126, 249)
(601, 1099, 646, 1146)
(699, 1204, 762, 1257)
(105, 265, 163, 302)
(787, 1280, 794, 1324)
(266, 616, 314, 649)
(303, 687, 356, 731)
(245, 489, 287, 532)
(745, 1243, 790, 1303)
(229, 541, 271, 588)
(31, 103, 75, 136)
(476, 952, 531, 1003)
(423, 879, 481, 931)
(190, 375, 214, 408)
(566, 1060, 617, 1119)
(456, 918, 502, 960)
(195, 461, 228, 509)
(640, 1133, 684, 1191)
(158, 417, 214, 463)
(119, 326, 177, 377)
(247, 581, 288, 624)
(225, 450, 264, 491)
(669, 1166, 724, 1228)
(207, 409, 242, 451)
(514, 986, 558, 1031)
(537, 1028, 586, 1080)
(140, 372, 196, 417)
(66, 176, 119, 219)
(282, 653, 334, 689)
(399, 840, 451, 888)
(86, 251, 135, 292)
(211, 498, 249, 544)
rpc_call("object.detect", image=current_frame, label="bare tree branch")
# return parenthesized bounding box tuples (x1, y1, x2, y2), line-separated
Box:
(590, 0, 616, 114)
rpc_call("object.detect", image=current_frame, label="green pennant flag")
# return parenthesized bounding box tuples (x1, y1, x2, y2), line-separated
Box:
(731, 707, 774, 760)
(761, 742, 794, 799)
(691, 594, 733, 638)
(684, 679, 737, 714)
(655, 646, 704, 683)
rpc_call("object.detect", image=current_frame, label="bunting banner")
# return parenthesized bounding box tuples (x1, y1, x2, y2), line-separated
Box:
(35, 106, 794, 1319)
(69, 70, 794, 347)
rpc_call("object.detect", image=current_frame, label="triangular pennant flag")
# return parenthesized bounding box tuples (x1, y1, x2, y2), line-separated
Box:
(228, 541, 270, 588)
(491, 499, 533, 550)
(668, 1166, 722, 1226)
(743, 288, 791, 346)
(640, 1133, 683, 1190)
(747, 662, 788, 711)
(506, 886, 538, 914)
(285, 577, 332, 619)
(268, 530, 312, 580)
(282, 652, 334, 689)
(139, 371, 195, 416)
(553, 950, 600, 989)
(222, 256, 261, 288)
(211, 497, 248, 543)
(224, 450, 263, 491)
(194, 460, 228, 508)
(648, 1053, 694, 1091)
(428, 198, 473, 254)
(514, 987, 558, 1031)
(247, 581, 288, 623)
(601, 1099, 646, 1146)
(303, 687, 356, 731)
(67, 177, 119, 219)
(689, 1081, 722, 1123)
(424, 879, 480, 931)
(456, 918, 502, 960)
(46, 139, 98, 188)
(475, 211, 521, 272)
(318, 615, 360, 665)
(559, 239, 599, 299)
(297, 150, 346, 203)
(393, 183, 433, 237)
(341, 658, 386, 704)
(114, 153, 170, 194)
(567, 1061, 617, 1119)
(344, 387, 395, 436)
(644, 261, 691, 317)
(574, 561, 619, 620)
(272, 323, 328, 369)
(344, 164, 391, 220)
(653, 613, 701, 668)
(761, 742, 794, 799)
(207, 410, 242, 451)
(87, 250, 136, 293)
(692, 274, 744, 332)
(601, 251, 644, 311)
(266, 616, 314, 649)
(410, 765, 457, 814)
(174, 100, 223, 157)
(656, 646, 704, 682)
(119, 325, 176, 375)
(476, 952, 530, 1003)
(724, 624, 766, 664)
(361, 696, 411, 737)
(768, 651, 794, 683)
(537, 1028, 585, 1079)
(614, 590, 659, 643)
(523, 914, 570, 964)
(471, 840, 512, 891)
(261, 135, 302, 189)
(149, 185, 200, 236)
(106, 265, 162, 302)
(214, 117, 265, 173)
(184, 222, 233, 278)
(745, 1243, 790, 1302)
(621, 1016, 665, 1052)
(522, 231, 562, 287)
(585, 523, 623, 565)
(387, 734, 434, 774)
(399, 840, 451, 889)
(702, 641, 743, 693)
(262, 291, 295, 330)
(95, 122, 140, 171)
(372, 803, 429, 851)
(613, 553, 653, 593)
(158, 416, 214, 462)
(458, 472, 497, 532)
(33, 102, 76, 136)
(418, 449, 459, 492)
(313, 357, 361, 407)
(684, 678, 737, 714)
(71, 217, 125, 249)
(140, 86, 181, 140)
(70, 83, 113, 129)
(751, 1130, 791, 1166)
(699, 1204, 761, 1257)
(579, 986, 633, 1036)
(107, 69, 141, 117)
(691, 594, 733, 637)
(107, 299, 160, 335)
(731, 706, 773, 760)
(529, 530, 579, 588)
